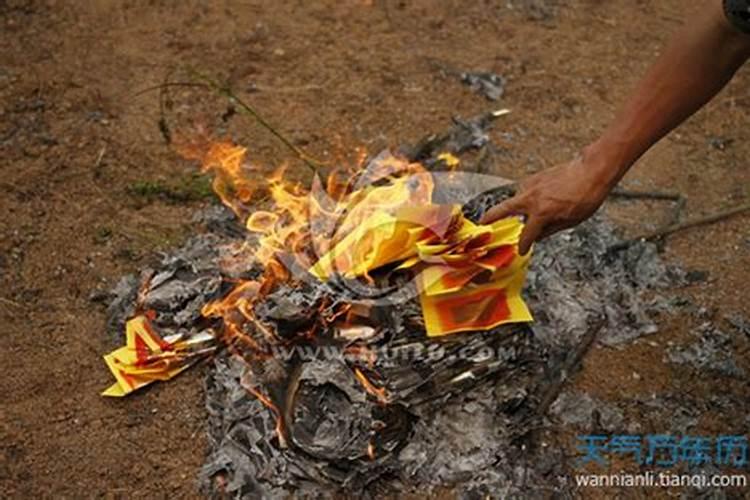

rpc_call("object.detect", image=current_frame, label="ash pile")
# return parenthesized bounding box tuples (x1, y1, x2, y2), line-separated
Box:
(101, 115, 686, 499)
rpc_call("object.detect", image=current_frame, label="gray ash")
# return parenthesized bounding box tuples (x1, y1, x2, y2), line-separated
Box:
(99, 118, 699, 498)
(101, 192, 683, 498)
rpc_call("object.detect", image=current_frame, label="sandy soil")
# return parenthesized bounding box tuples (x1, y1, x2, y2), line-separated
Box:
(1, 0, 748, 497)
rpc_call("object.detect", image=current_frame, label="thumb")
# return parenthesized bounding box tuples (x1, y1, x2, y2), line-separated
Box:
(480, 195, 526, 224)
(517, 215, 544, 256)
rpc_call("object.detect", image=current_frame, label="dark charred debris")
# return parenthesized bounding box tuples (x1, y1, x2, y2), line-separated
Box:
(429, 61, 506, 103)
(95, 112, 745, 499)
(459, 72, 506, 102)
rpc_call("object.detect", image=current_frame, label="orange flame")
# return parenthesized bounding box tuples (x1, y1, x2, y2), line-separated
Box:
(353, 368, 389, 404)
(179, 136, 432, 437)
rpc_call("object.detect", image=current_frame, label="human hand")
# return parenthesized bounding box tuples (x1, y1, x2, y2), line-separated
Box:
(480, 154, 616, 255)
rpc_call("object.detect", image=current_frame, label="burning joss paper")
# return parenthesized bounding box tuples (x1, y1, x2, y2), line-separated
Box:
(102, 314, 216, 397)
(310, 204, 532, 336)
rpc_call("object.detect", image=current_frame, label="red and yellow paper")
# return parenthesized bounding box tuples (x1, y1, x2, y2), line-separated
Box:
(310, 204, 532, 336)
(102, 315, 214, 397)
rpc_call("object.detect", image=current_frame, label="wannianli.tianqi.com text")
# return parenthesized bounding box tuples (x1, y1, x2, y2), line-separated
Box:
(572, 472, 747, 488)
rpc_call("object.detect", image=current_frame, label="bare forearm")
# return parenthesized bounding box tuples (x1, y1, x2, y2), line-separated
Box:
(586, 0, 750, 189)
(482, 0, 750, 253)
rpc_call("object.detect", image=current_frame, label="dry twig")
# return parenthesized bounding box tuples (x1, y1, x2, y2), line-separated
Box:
(536, 318, 604, 417)
(134, 74, 325, 173)
(608, 202, 750, 253)
(187, 70, 325, 173)
(609, 187, 682, 201)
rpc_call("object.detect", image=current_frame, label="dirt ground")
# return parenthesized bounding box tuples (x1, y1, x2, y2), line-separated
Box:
(1, 0, 748, 498)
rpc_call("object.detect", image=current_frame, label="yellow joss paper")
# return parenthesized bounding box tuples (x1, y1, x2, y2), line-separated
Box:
(310, 205, 459, 279)
(418, 246, 532, 336)
(102, 315, 214, 397)
(436, 152, 460, 168)
(309, 204, 533, 336)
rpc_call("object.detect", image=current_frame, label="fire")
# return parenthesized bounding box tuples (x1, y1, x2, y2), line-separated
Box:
(353, 367, 390, 405)
(187, 138, 435, 281)
(179, 135, 531, 445)
(182, 137, 431, 440)
(178, 139, 256, 213)
(240, 368, 288, 448)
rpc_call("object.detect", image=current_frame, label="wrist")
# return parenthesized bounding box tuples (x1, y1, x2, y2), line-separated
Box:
(581, 138, 633, 191)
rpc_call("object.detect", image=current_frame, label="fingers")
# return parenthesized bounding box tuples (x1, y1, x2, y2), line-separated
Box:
(480, 195, 527, 224)
(479, 194, 542, 255)
(517, 215, 544, 256)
